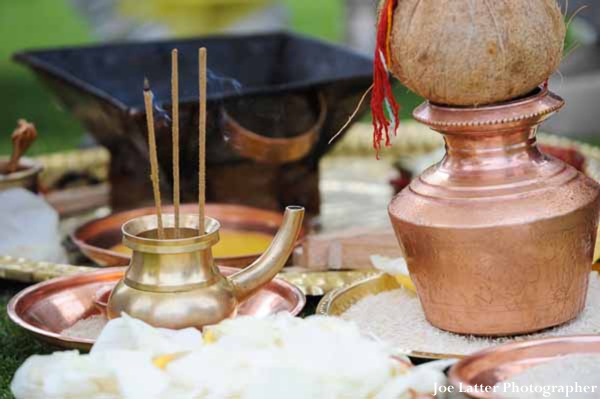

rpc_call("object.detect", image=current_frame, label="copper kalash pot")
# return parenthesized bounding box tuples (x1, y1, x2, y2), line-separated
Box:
(389, 88, 600, 336)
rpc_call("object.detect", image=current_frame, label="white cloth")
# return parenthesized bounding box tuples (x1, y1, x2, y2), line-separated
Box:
(0, 188, 67, 263)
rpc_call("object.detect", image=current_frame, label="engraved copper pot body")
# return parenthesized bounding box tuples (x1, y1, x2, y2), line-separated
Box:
(388, 88, 600, 336)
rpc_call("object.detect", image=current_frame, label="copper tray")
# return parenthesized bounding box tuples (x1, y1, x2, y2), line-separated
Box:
(448, 335, 600, 398)
(7, 266, 306, 351)
(72, 203, 304, 267)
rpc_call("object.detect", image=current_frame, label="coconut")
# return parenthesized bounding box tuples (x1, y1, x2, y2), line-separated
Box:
(388, 0, 566, 106)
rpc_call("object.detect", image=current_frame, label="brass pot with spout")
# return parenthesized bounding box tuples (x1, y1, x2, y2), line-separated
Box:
(389, 88, 600, 336)
(107, 206, 304, 329)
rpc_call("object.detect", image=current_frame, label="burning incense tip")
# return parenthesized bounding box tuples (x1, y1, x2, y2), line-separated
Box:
(143, 77, 165, 239)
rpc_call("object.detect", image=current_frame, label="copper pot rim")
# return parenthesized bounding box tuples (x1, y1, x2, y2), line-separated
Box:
(447, 334, 600, 398)
(7, 266, 307, 347)
(413, 86, 565, 131)
(71, 203, 305, 266)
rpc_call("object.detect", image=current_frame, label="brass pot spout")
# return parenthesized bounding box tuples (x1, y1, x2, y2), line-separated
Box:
(230, 206, 305, 301)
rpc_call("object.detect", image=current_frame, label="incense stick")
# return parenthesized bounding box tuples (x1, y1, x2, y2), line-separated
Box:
(198, 47, 207, 234)
(143, 78, 165, 239)
(171, 49, 180, 238)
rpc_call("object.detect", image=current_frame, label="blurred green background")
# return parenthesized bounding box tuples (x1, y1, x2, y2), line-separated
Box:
(0, 0, 92, 155)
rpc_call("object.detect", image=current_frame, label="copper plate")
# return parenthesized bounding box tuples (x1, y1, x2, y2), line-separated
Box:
(72, 203, 304, 267)
(448, 335, 600, 399)
(316, 273, 463, 360)
(7, 266, 306, 351)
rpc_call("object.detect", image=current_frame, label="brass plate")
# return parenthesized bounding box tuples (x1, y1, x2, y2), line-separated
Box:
(316, 273, 464, 360)
(7, 266, 305, 351)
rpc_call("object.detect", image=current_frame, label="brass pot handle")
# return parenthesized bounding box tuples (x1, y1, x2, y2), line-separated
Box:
(223, 92, 327, 164)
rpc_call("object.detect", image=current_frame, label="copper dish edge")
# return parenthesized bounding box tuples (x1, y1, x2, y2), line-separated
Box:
(448, 335, 600, 399)
(71, 203, 305, 268)
(7, 266, 306, 351)
(316, 273, 464, 360)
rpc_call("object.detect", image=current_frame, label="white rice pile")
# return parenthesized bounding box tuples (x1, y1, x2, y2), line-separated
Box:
(61, 315, 107, 339)
(499, 354, 600, 398)
(342, 272, 600, 356)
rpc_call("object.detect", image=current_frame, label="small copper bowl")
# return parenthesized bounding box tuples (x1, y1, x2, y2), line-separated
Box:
(0, 156, 43, 193)
(448, 335, 600, 398)
(72, 203, 305, 267)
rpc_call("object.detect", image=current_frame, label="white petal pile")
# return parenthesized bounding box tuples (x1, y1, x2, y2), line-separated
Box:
(92, 313, 204, 356)
(12, 313, 451, 399)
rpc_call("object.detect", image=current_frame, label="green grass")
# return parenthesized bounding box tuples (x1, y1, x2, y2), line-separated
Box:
(0, 284, 53, 398)
(0, 0, 93, 156)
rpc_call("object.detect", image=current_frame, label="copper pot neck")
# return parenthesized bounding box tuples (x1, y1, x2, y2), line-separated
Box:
(443, 128, 539, 161)
(121, 214, 221, 292)
(409, 89, 576, 200)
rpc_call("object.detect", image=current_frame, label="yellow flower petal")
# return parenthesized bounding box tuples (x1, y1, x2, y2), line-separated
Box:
(394, 275, 416, 293)
(152, 352, 186, 370)
(203, 330, 217, 345)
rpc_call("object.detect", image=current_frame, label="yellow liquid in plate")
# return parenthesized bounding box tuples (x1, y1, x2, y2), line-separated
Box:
(215, 230, 274, 257)
(110, 229, 273, 258)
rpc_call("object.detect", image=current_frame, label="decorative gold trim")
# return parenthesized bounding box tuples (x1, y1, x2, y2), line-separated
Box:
(413, 102, 564, 128)
(34, 147, 110, 189)
(281, 270, 379, 296)
(0, 256, 90, 283)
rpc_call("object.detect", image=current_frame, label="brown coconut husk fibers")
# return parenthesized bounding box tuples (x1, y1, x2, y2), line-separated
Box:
(388, 0, 566, 106)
